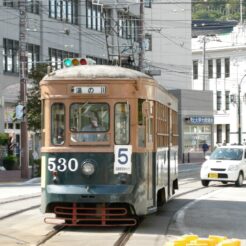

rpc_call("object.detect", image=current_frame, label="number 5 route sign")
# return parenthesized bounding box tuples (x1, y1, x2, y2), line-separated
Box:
(114, 145, 132, 174)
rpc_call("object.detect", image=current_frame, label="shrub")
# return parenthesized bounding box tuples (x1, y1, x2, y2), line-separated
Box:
(3, 155, 18, 170)
(32, 158, 41, 177)
(0, 133, 8, 145)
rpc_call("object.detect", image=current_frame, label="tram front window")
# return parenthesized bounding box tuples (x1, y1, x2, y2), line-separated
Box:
(51, 103, 65, 145)
(70, 103, 109, 142)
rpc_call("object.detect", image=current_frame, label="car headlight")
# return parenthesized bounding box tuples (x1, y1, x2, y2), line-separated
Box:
(201, 163, 209, 170)
(81, 161, 95, 176)
(228, 165, 239, 171)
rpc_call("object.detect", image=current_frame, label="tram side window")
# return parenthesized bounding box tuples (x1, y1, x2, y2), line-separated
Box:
(138, 99, 146, 147)
(115, 103, 130, 145)
(41, 100, 45, 146)
(51, 103, 65, 145)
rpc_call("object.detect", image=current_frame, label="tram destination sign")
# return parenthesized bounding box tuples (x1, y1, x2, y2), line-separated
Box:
(71, 86, 106, 94)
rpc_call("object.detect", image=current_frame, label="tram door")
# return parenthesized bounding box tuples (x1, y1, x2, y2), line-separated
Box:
(143, 101, 155, 207)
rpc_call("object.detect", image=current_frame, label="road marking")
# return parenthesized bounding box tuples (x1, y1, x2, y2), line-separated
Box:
(172, 188, 223, 235)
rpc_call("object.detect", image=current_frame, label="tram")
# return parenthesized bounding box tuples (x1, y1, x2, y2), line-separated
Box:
(40, 60, 179, 226)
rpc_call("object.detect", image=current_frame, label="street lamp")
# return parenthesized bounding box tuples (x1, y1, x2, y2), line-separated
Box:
(238, 73, 246, 145)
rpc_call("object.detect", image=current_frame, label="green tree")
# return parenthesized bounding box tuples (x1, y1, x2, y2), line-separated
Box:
(192, 0, 246, 21)
(27, 63, 48, 132)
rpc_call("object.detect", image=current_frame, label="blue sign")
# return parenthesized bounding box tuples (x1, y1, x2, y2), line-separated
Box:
(186, 116, 214, 125)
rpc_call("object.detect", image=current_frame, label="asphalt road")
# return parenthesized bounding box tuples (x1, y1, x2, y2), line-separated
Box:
(1, 163, 246, 245)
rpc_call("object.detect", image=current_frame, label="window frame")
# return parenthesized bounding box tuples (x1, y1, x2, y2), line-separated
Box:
(216, 58, 221, 78)
(217, 91, 222, 111)
(51, 102, 65, 146)
(193, 60, 198, 80)
(69, 102, 110, 133)
(114, 102, 130, 145)
(49, 0, 78, 24)
(208, 59, 213, 79)
(225, 57, 230, 78)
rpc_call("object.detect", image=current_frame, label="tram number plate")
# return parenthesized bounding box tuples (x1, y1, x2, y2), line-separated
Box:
(114, 145, 132, 174)
(208, 173, 218, 178)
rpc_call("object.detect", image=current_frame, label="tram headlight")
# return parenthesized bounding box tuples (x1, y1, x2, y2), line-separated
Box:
(81, 161, 95, 176)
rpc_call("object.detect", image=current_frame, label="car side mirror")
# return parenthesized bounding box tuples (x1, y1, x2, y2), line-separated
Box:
(205, 155, 210, 160)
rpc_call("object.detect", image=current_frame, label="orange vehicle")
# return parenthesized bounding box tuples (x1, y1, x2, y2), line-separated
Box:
(40, 60, 178, 226)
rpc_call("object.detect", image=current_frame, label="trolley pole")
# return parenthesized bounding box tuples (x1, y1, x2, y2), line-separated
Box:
(19, 0, 29, 179)
(139, 0, 144, 72)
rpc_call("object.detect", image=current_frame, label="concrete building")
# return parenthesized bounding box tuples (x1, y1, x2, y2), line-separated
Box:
(0, 0, 197, 163)
(144, 1, 215, 161)
(144, 0, 192, 89)
(171, 89, 213, 162)
(0, 0, 142, 147)
(192, 24, 246, 146)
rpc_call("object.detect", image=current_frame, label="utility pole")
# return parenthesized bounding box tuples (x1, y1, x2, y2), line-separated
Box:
(19, 0, 29, 178)
(238, 73, 246, 145)
(202, 36, 206, 91)
(240, 0, 243, 24)
(139, 0, 144, 72)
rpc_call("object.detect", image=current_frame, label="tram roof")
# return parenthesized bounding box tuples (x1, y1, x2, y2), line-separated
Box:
(43, 65, 152, 81)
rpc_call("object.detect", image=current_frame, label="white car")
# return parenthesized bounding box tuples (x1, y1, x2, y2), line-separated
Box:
(200, 145, 246, 187)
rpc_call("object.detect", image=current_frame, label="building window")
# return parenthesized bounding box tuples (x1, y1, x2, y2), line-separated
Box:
(225, 91, 230, 110)
(193, 60, 198, 80)
(118, 12, 128, 38)
(86, 0, 104, 31)
(3, 0, 39, 14)
(216, 59, 221, 78)
(208, 59, 213, 79)
(27, 44, 40, 72)
(3, 38, 40, 73)
(145, 34, 152, 51)
(117, 13, 138, 41)
(86, 55, 108, 65)
(144, 0, 152, 8)
(49, 0, 78, 24)
(217, 124, 222, 144)
(49, 48, 79, 69)
(226, 124, 230, 143)
(217, 91, 222, 110)
(225, 57, 230, 78)
(3, 39, 19, 73)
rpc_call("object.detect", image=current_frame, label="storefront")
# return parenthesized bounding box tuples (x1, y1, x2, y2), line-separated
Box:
(184, 116, 214, 153)
(170, 89, 214, 163)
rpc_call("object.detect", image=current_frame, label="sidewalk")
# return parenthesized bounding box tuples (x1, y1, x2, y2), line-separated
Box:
(0, 170, 40, 183)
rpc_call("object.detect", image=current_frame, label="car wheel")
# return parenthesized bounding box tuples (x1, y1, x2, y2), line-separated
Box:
(201, 180, 210, 187)
(235, 173, 244, 187)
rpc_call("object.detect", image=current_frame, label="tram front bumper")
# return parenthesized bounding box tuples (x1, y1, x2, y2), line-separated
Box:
(46, 184, 134, 195)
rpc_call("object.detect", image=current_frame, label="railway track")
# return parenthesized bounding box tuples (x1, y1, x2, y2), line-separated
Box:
(0, 194, 41, 220)
(0, 167, 207, 246)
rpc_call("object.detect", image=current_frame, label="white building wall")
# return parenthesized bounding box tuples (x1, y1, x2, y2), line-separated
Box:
(192, 25, 246, 145)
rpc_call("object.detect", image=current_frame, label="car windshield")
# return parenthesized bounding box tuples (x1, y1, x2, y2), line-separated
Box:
(210, 148, 243, 161)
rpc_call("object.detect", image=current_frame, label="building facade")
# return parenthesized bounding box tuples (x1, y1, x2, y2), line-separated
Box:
(0, 0, 142, 147)
(192, 24, 246, 145)
(0, 0, 193, 163)
(144, 0, 192, 90)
